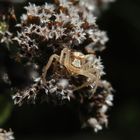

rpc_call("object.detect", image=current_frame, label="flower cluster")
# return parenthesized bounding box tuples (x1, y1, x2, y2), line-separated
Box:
(0, 129, 14, 140)
(1, 0, 114, 132)
(81, 80, 114, 132)
(14, 0, 108, 59)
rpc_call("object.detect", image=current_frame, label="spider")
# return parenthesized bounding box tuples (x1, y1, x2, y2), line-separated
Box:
(42, 47, 100, 93)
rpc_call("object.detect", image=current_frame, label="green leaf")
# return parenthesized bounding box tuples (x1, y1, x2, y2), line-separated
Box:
(0, 95, 13, 125)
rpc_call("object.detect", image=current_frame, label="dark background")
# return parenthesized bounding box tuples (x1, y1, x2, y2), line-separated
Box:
(0, 0, 140, 139)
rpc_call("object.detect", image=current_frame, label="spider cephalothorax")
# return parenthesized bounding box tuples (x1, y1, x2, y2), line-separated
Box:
(42, 47, 103, 93)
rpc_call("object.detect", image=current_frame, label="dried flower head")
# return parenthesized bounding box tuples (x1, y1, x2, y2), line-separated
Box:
(8, 0, 115, 132)
(14, 0, 108, 59)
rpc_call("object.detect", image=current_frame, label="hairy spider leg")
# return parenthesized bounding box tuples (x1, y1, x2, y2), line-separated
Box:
(63, 49, 71, 69)
(73, 65, 100, 96)
(82, 61, 93, 70)
(60, 48, 70, 64)
(42, 54, 60, 83)
(83, 66, 100, 96)
(89, 71, 100, 98)
(73, 72, 96, 91)
(77, 62, 97, 90)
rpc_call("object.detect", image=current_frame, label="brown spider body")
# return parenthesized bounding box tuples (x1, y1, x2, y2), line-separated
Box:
(42, 48, 100, 93)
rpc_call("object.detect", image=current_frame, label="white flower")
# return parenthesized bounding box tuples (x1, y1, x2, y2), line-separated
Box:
(105, 94, 114, 106)
(99, 105, 108, 113)
(0, 129, 15, 140)
(87, 118, 103, 132)
(72, 28, 86, 44)
(57, 79, 69, 89)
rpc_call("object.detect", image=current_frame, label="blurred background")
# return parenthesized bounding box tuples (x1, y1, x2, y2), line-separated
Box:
(0, 0, 140, 139)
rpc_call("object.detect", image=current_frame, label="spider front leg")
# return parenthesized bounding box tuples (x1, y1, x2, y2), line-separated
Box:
(60, 48, 70, 64)
(59, 47, 72, 72)
(73, 72, 96, 91)
(42, 54, 60, 83)
(73, 70, 100, 97)
(90, 71, 100, 97)
(82, 62, 92, 70)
